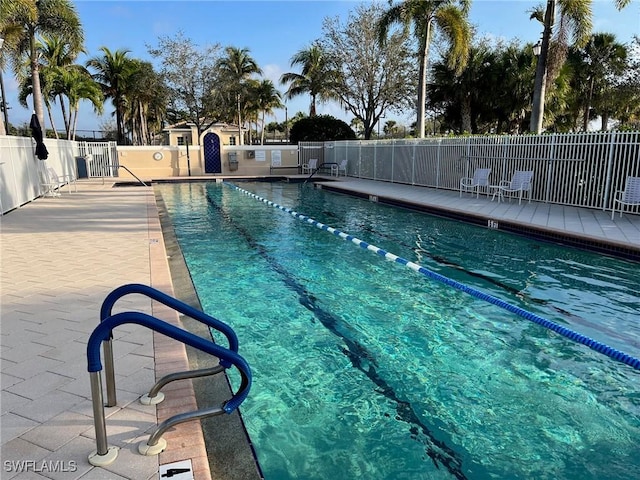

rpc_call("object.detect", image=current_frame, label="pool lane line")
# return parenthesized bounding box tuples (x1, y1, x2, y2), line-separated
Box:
(203, 189, 472, 479)
(271, 190, 595, 328)
(362, 226, 633, 346)
(226, 182, 640, 373)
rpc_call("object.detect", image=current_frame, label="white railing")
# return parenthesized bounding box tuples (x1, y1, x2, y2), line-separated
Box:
(0, 135, 80, 214)
(312, 131, 640, 212)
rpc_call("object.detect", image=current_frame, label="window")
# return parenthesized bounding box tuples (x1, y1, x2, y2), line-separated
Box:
(177, 136, 185, 146)
(229, 137, 236, 146)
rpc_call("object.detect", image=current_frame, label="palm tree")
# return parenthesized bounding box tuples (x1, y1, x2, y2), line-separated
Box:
(217, 46, 262, 145)
(494, 44, 538, 134)
(86, 47, 135, 144)
(253, 79, 283, 145)
(16, 55, 61, 137)
(580, 33, 627, 130)
(0, 0, 83, 129)
(350, 117, 364, 138)
(383, 119, 399, 138)
(279, 43, 337, 117)
(126, 60, 166, 145)
(38, 34, 85, 138)
(529, 0, 632, 133)
(378, 0, 471, 139)
(61, 67, 103, 140)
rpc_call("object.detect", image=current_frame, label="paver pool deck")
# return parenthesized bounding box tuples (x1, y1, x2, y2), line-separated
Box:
(1, 176, 638, 480)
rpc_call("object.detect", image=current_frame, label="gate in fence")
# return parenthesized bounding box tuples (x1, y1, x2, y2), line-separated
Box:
(78, 141, 119, 178)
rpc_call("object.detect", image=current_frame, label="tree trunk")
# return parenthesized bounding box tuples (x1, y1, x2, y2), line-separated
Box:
(530, 0, 555, 133)
(461, 96, 472, 133)
(58, 94, 70, 138)
(46, 103, 59, 139)
(71, 106, 78, 141)
(237, 95, 243, 146)
(139, 101, 148, 145)
(29, 27, 46, 129)
(113, 93, 127, 144)
(309, 93, 318, 117)
(416, 19, 433, 139)
(582, 76, 595, 132)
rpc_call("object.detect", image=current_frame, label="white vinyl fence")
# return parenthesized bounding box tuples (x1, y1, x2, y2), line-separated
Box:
(0, 138, 120, 214)
(309, 131, 640, 213)
(0, 136, 80, 214)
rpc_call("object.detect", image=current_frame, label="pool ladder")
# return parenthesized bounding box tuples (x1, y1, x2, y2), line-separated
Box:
(86, 283, 252, 467)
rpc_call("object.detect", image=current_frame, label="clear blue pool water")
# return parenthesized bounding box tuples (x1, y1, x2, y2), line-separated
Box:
(158, 181, 640, 480)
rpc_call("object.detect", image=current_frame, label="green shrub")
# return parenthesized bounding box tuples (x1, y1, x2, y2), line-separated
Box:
(289, 115, 357, 144)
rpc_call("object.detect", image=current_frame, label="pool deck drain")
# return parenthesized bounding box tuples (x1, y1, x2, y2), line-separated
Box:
(1, 176, 638, 480)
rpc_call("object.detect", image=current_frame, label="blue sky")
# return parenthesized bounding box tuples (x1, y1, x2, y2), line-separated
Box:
(2, 0, 639, 134)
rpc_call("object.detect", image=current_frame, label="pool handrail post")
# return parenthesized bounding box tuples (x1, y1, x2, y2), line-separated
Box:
(90, 371, 108, 454)
(88, 370, 119, 466)
(103, 339, 117, 407)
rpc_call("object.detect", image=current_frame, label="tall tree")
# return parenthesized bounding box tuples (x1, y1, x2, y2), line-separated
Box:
(217, 46, 262, 145)
(86, 47, 135, 144)
(528, 0, 632, 133)
(578, 33, 627, 130)
(428, 39, 538, 134)
(252, 79, 283, 145)
(429, 42, 495, 134)
(609, 36, 640, 130)
(378, 0, 471, 139)
(121, 59, 166, 145)
(61, 67, 103, 140)
(148, 31, 221, 139)
(37, 34, 86, 138)
(322, 2, 416, 140)
(280, 43, 336, 117)
(0, 0, 83, 129)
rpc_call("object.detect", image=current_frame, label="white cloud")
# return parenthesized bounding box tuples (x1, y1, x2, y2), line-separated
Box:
(262, 63, 284, 86)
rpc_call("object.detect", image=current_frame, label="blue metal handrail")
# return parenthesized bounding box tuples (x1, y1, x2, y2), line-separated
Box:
(100, 283, 239, 352)
(99, 283, 239, 406)
(86, 311, 251, 466)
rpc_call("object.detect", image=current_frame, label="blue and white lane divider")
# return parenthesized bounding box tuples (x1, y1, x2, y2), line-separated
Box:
(224, 183, 640, 372)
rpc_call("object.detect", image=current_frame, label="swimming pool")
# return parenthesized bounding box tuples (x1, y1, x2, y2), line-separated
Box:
(158, 181, 640, 480)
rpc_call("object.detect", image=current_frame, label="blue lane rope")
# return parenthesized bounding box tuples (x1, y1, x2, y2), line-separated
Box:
(224, 182, 640, 372)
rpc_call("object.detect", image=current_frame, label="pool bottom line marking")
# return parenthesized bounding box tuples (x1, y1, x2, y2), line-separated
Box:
(225, 182, 640, 372)
(203, 189, 471, 479)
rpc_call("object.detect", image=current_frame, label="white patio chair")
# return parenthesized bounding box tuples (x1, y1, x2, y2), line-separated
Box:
(337, 159, 348, 177)
(302, 158, 318, 175)
(460, 168, 491, 197)
(40, 166, 77, 197)
(331, 159, 348, 177)
(496, 170, 533, 204)
(611, 176, 640, 219)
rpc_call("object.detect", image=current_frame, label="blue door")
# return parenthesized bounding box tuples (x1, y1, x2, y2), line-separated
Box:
(203, 133, 222, 174)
